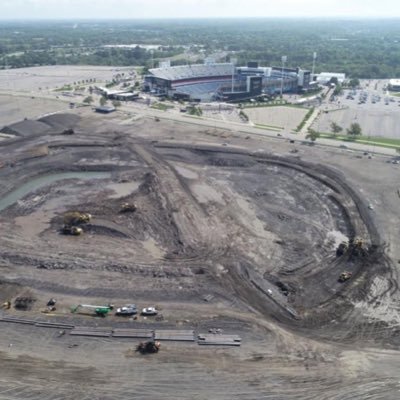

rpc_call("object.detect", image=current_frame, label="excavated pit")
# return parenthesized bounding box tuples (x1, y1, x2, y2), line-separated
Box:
(0, 113, 399, 400)
(0, 114, 391, 331)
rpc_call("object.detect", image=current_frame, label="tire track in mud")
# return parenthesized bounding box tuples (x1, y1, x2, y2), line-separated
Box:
(154, 143, 399, 339)
(131, 143, 230, 259)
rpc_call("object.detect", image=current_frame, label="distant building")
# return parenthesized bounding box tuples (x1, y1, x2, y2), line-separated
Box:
(315, 72, 346, 85)
(96, 87, 138, 101)
(389, 79, 400, 91)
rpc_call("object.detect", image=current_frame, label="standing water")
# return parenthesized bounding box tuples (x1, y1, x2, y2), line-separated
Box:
(0, 171, 110, 212)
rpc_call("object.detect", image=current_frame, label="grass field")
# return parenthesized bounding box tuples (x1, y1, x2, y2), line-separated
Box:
(254, 124, 283, 132)
(151, 102, 174, 111)
(319, 132, 400, 150)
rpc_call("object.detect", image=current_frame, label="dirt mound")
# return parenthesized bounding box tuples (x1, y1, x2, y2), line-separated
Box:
(2, 120, 51, 137)
(0, 282, 21, 303)
(38, 113, 80, 131)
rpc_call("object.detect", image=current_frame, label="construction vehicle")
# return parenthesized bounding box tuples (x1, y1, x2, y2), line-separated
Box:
(63, 211, 91, 226)
(71, 304, 114, 317)
(47, 298, 57, 307)
(336, 241, 349, 257)
(136, 340, 161, 354)
(338, 271, 352, 283)
(352, 238, 363, 248)
(14, 296, 36, 310)
(1, 301, 11, 310)
(336, 237, 365, 257)
(42, 298, 57, 313)
(120, 202, 137, 213)
(61, 225, 83, 236)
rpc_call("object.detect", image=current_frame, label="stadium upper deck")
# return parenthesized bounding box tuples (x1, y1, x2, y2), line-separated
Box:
(148, 63, 233, 84)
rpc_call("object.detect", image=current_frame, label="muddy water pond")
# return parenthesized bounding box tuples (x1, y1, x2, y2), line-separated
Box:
(0, 171, 110, 212)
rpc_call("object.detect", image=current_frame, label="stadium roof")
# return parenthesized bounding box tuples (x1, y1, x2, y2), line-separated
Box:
(149, 63, 233, 81)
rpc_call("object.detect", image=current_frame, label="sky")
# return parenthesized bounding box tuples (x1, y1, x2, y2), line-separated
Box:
(1, 0, 400, 20)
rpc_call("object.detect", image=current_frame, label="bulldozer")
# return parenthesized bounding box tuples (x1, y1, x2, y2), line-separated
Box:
(136, 340, 161, 354)
(336, 241, 349, 257)
(61, 225, 83, 236)
(336, 237, 365, 258)
(71, 304, 113, 317)
(63, 211, 92, 226)
(338, 271, 352, 283)
(120, 202, 137, 213)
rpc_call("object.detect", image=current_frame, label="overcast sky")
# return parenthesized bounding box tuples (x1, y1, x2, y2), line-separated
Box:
(1, 0, 400, 20)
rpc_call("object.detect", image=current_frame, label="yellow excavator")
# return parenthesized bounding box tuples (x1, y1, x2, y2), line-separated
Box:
(61, 211, 91, 236)
(338, 271, 352, 283)
(61, 225, 83, 236)
(120, 203, 137, 213)
(336, 237, 365, 257)
(63, 211, 92, 225)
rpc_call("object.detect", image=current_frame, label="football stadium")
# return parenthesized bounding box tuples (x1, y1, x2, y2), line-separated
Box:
(144, 62, 312, 102)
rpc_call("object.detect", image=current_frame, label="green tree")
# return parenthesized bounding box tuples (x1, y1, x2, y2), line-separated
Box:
(329, 77, 339, 86)
(99, 96, 107, 106)
(333, 84, 343, 96)
(83, 95, 93, 104)
(347, 122, 362, 138)
(112, 100, 122, 108)
(348, 78, 360, 88)
(306, 129, 320, 142)
(330, 122, 343, 135)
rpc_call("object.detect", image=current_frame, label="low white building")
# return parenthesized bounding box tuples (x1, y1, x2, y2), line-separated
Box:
(389, 79, 400, 91)
(315, 72, 346, 85)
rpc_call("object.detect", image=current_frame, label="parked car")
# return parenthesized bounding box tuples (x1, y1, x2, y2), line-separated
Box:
(141, 307, 158, 316)
(116, 304, 137, 316)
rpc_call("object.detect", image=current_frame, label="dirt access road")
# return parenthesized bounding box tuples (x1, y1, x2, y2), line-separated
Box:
(0, 110, 399, 399)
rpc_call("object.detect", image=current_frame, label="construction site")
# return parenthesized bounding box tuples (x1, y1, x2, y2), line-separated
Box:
(1, 107, 400, 400)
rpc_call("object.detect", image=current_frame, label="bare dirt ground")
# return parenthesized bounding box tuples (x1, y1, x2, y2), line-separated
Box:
(0, 65, 134, 127)
(0, 109, 400, 399)
(0, 94, 71, 126)
(0, 65, 132, 92)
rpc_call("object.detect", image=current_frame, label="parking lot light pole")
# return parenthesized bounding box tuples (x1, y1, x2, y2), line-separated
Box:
(281, 56, 287, 98)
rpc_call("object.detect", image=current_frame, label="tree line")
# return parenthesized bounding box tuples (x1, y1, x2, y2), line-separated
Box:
(1, 19, 400, 78)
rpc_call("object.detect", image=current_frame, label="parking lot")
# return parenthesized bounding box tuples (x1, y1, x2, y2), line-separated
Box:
(313, 79, 400, 138)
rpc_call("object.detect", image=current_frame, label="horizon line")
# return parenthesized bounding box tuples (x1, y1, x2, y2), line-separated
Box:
(1, 16, 400, 22)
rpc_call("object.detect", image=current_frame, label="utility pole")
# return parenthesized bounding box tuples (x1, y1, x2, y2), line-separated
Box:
(231, 57, 237, 93)
(280, 55, 287, 98)
(312, 52, 317, 77)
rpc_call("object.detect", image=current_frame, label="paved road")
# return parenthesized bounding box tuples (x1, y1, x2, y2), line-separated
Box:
(118, 103, 398, 157)
(1, 87, 398, 158)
